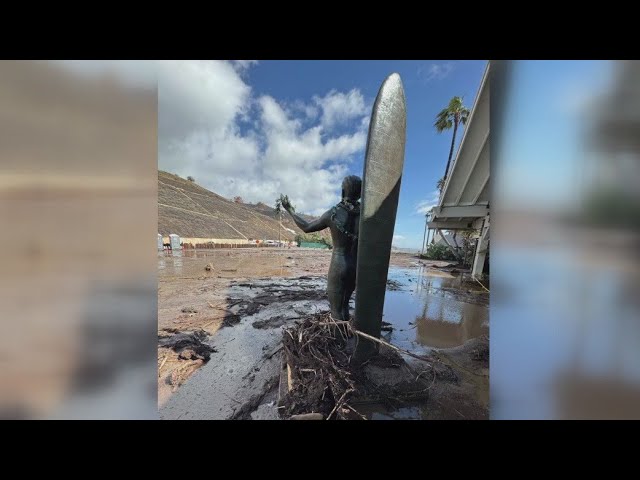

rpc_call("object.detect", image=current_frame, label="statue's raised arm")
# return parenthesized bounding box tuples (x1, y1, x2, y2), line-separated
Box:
(282, 199, 330, 233)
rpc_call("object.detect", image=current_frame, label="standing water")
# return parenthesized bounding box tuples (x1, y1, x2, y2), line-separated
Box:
(382, 266, 489, 355)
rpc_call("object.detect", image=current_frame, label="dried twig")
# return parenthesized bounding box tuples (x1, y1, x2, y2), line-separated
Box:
(472, 276, 490, 293)
(158, 355, 169, 376)
(344, 403, 368, 420)
(326, 388, 354, 420)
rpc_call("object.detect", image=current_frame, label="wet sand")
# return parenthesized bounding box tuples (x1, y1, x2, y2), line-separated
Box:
(158, 248, 489, 419)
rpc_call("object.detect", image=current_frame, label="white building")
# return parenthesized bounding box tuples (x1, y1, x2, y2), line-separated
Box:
(428, 62, 490, 277)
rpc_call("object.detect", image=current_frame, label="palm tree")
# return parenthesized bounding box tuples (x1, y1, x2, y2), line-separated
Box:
(434, 96, 470, 181)
(436, 177, 445, 193)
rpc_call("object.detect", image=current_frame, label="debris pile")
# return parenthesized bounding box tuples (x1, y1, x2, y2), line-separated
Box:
(279, 313, 439, 420)
(280, 315, 355, 419)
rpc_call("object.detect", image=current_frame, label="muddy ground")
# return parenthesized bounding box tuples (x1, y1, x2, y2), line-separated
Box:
(158, 248, 489, 419)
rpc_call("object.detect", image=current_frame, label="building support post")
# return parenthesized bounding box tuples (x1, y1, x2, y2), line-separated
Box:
(472, 215, 490, 278)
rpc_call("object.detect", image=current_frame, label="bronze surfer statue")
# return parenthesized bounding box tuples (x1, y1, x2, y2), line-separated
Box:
(281, 175, 361, 322)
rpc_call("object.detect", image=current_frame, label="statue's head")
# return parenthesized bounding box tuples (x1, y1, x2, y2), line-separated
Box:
(342, 175, 362, 202)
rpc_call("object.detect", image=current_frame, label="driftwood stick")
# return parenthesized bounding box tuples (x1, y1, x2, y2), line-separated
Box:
(472, 276, 490, 293)
(158, 355, 169, 376)
(350, 328, 432, 363)
(316, 320, 433, 363)
(290, 413, 324, 420)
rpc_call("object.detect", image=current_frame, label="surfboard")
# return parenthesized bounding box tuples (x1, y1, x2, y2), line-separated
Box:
(353, 73, 407, 361)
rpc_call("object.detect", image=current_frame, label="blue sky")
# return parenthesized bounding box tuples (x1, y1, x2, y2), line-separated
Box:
(156, 60, 487, 250)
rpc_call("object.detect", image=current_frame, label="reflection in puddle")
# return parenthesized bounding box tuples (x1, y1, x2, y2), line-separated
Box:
(171, 251, 183, 271)
(356, 267, 490, 420)
(382, 267, 489, 354)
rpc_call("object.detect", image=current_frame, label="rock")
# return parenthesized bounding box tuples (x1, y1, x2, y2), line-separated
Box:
(181, 306, 198, 313)
(205, 263, 213, 271)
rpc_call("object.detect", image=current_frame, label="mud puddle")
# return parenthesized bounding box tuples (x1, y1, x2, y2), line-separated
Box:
(158, 248, 332, 279)
(358, 405, 423, 420)
(381, 267, 489, 354)
(363, 267, 489, 419)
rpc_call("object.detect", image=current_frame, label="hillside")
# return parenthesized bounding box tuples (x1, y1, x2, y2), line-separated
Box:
(158, 171, 331, 242)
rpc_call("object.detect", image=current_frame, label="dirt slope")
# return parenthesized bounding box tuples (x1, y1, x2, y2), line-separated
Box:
(158, 171, 331, 242)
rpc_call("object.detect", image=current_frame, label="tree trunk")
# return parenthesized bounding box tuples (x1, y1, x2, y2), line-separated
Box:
(443, 119, 459, 181)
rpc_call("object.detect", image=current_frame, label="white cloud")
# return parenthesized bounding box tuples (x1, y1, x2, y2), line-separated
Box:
(289, 100, 319, 120)
(392, 233, 420, 251)
(416, 190, 441, 215)
(156, 60, 369, 216)
(157, 60, 252, 140)
(420, 62, 454, 82)
(314, 89, 369, 130)
(232, 60, 259, 72)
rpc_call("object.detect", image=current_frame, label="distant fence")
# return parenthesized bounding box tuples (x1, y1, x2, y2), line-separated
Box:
(183, 242, 257, 249)
(181, 242, 295, 249)
(299, 242, 330, 249)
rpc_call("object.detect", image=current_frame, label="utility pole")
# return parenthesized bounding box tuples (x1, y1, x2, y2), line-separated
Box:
(421, 212, 432, 256)
(421, 213, 428, 256)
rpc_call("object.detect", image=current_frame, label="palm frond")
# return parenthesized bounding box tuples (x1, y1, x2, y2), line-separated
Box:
(434, 108, 453, 132)
(449, 96, 464, 109)
(460, 107, 471, 125)
(434, 96, 470, 132)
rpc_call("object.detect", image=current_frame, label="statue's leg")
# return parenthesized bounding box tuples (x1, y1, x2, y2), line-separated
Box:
(342, 263, 356, 321)
(327, 254, 347, 321)
(328, 285, 345, 321)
